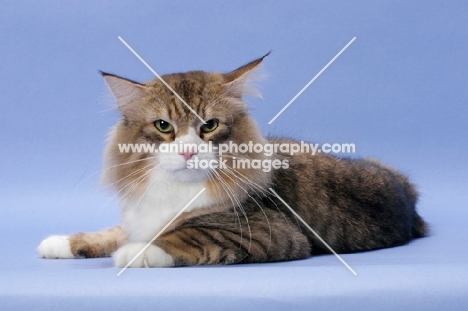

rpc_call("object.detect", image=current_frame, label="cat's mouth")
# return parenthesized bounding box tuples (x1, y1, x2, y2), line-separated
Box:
(158, 158, 212, 183)
(167, 168, 209, 183)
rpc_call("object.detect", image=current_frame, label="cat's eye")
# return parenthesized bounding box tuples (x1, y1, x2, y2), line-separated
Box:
(200, 119, 219, 133)
(154, 120, 174, 133)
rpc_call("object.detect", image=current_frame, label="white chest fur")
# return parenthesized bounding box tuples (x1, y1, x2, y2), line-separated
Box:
(122, 169, 214, 242)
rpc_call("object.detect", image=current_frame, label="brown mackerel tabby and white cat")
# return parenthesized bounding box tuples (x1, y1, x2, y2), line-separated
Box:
(38, 54, 428, 267)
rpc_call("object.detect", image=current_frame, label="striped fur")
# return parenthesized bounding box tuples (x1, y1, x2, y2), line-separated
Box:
(39, 54, 428, 267)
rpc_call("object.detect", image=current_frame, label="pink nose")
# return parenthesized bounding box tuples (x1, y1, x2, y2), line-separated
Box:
(180, 151, 197, 161)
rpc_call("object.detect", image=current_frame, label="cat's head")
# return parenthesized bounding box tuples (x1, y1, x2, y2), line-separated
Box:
(102, 54, 271, 203)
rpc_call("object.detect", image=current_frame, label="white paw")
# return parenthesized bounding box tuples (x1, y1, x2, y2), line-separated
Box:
(37, 235, 75, 259)
(113, 243, 175, 268)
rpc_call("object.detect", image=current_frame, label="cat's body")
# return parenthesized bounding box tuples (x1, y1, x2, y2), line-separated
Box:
(38, 55, 427, 267)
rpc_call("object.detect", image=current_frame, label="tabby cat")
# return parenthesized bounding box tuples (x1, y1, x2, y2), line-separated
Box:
(38, 54, 427, 268)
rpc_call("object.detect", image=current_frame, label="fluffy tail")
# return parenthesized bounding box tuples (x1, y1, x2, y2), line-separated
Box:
(413, 212, 429, 238)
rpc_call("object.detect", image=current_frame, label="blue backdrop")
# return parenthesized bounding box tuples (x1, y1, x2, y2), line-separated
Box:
(1, 1, 467, 310)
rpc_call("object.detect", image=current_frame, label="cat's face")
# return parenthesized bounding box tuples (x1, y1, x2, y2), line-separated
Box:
(102, 55, 271, 201)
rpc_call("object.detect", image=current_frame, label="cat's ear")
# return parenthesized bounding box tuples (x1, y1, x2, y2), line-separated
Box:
(101, 71, 147, 118)
(222, 52, 270, 99)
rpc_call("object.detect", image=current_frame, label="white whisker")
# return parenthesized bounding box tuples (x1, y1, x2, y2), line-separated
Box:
(217, 168, 271, 253)
(210, 168, 251, 250)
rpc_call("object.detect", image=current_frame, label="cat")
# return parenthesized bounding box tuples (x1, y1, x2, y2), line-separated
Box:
(37, 54, 428, 268)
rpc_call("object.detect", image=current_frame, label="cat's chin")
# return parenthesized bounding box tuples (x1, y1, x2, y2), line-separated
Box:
(164, 168, 209, 183)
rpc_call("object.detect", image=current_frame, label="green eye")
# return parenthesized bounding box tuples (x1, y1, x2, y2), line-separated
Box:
(201, 119, 219, 133)
(154, 120, 174, 133)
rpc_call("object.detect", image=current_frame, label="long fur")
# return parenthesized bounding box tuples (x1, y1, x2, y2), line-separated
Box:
(38, 55, 427, 267)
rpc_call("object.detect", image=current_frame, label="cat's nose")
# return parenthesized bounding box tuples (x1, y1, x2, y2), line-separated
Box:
(180, 151, 197, 161)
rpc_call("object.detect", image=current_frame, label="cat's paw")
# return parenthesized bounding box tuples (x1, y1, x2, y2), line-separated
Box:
(37, 235, 75, 259)
(113, 243, 175, 268)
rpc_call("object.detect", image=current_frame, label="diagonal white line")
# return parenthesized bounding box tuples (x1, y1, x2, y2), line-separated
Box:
(117, 36, 206, 124)
(268, 188, 357, 276)
(268, 37, 356, 124)
(117, 188, 206, 276)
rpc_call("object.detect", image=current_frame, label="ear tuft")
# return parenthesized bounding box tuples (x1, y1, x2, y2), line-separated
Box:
(222, 52, 270, 99)
(101, 72, 147, 118)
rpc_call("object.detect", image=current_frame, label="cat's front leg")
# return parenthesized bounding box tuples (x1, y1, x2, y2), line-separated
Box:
(38, 226, 127, 259)
(112, 228, 248, 268)
(37, 235, 75, 259)
(113, 243, 175, 268)
(114, 209, 312, 268)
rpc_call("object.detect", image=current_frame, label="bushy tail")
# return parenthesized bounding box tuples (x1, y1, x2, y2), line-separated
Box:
(413, 212, 429, 238)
